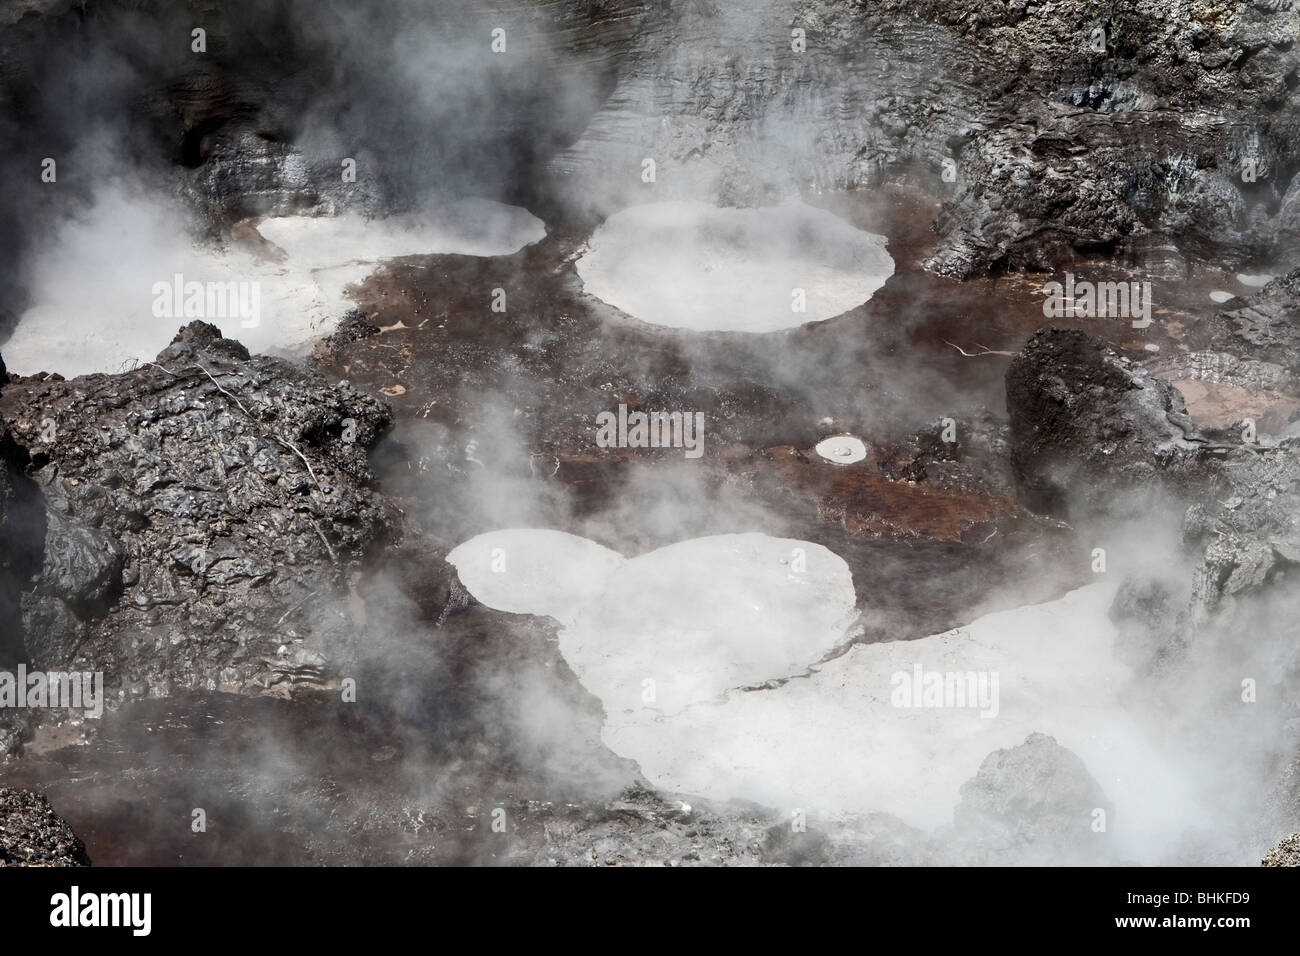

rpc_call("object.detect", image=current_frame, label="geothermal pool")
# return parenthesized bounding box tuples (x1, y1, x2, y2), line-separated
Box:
(448, 528, 1224, 862)
(575, 201, 895, 333)
(2, 197, 545, 377)
(449, 530, 858, 717)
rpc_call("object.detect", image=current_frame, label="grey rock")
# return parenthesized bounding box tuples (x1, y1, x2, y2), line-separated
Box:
(953, 732, 1113, 864)
(1262, 832, 1300, 866)
(0, 787, 89, 866)
(1005, 328, 1209, 520)
(1147, 350, 1297, 396)
(542, 0, 1300, 274)
(1005, 324, 1300, 651)
(1207, 269, 1300, 374)
(6, 1, 1296, 277)
(39, 510, 124, 612)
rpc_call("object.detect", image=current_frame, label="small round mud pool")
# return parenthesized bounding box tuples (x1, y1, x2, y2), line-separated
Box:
(576, 201, 894, 333)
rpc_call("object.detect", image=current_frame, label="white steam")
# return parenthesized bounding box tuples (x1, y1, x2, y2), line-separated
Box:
(448, 525, 1289, 864)
(3, 190, 543, 377)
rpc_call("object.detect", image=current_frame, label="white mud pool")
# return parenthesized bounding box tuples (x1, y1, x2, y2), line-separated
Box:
(448, 528, 1248, 864)
(575, 201, 894, 333)
(3, 195, 544, 377)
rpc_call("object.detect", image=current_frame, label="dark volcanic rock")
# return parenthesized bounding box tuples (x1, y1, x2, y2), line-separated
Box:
(1005, 328, 1208, 519)
(0, 0, 641, 251)
(1181, 433, 1300, 627)
(183, 123, 380, 224)
(4, 1, 1298, 287)
(0, 787, 89, 866)
(544, 0, 1300, 274)
(316, 309, 381, 355)
(0, 364, 44, 667)
(1006, 324, 1300, 589)
(0, 362, 44, 757)
(0, 322, 396, 710)
(1005, 323, 1300, 827)
(1208, 269, 1300, 373)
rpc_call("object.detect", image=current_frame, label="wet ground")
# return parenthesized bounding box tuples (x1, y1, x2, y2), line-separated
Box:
(316, 184, 1262, 634)
(4, 184, 1292, 864)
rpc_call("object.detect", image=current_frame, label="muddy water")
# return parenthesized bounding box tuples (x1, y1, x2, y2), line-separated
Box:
(4, 185, 1262, 864)
(318, 184, 1170, 629)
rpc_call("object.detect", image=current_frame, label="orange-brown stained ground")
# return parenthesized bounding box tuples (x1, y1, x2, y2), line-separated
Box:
(759, 446, 1012, 541)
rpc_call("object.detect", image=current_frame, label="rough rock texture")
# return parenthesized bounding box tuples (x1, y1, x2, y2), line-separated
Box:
(1148, 348, 1299, 435)
(0, 0, 642, 282)
(907, 0, 1300, 276)
(1184, 441, 1300, 624)
(953, 732, 1113, 864)
(1149, 349, 1298, 399)
(0, 787, 89, 866)
(1007, 318, 1300, 843)
(1262, 831, 1300, 866)
(543, 0, 1300, 276)
(184, 125, 380, 225)
(1007, 323, 1300, 646)
(1208, 268, 1300, 373)
(4, 0, 1298, 305)
(1, 0, 1298, 865)
(0, 397, 37, 667)
(1005, 328, 1210, 518)
(1156, 282, 1300, 642)
(0, 322, 396, 717)
(531, 796, 945, 866)
(0, 372, 44, 757)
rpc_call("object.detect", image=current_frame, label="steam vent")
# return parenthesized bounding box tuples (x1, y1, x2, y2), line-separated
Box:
(0, 0, 1297, 926)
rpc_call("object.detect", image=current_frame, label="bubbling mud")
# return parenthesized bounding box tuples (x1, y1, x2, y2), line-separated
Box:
(575, 201, 894, 333)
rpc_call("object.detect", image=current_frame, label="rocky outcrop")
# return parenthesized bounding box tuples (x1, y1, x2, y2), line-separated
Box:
(543, 0, 1300, 275)
(1006, 322, 1300, 669)
(1207, 268, 1300, 374)
(0, 0, 642, 252)
(1005, 319, 1300, 842)
(0, 322, 396, 719)
(3, 0, 1297, 303)
(0, 787, 89, 866)
(1, 0, 1297, 867)
(1160, 276, 1300, 641)
(0, 354, 43, 673)
(1005, 328, 1210, 519)
(953, 732, 1113, 864)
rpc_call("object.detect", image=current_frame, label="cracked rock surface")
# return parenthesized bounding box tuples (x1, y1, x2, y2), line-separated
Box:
(0, 787, 89, 866)
(0, 322, 395, 748)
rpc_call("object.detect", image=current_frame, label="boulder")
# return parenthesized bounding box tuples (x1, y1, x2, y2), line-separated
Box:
(954, 732, 1113, 863)
(0, 322, 397, 707)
